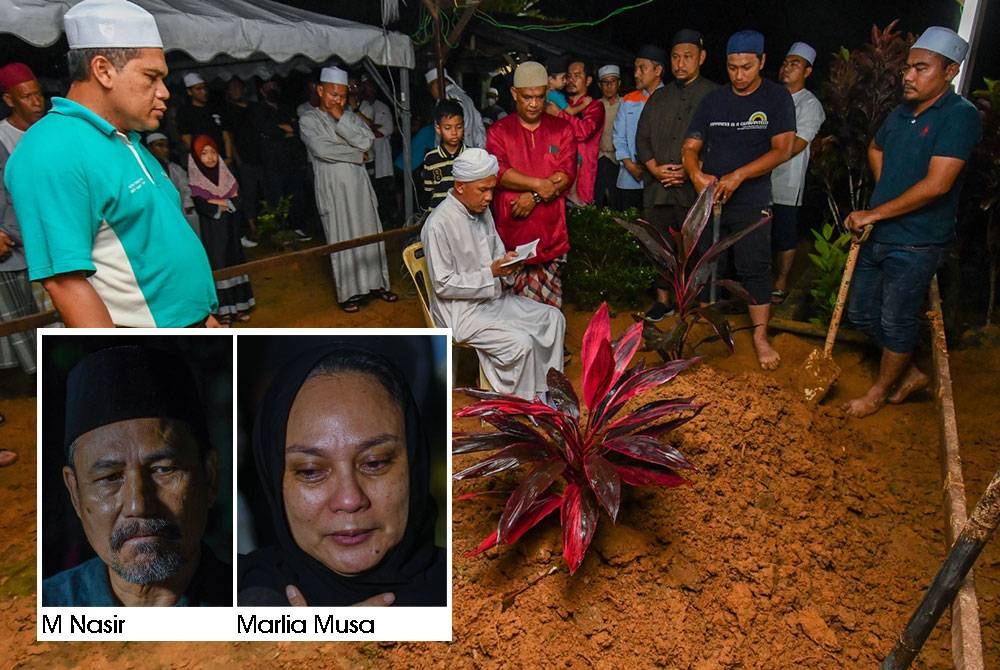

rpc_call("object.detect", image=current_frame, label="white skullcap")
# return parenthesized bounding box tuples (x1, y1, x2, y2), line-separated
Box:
(513, 61, 547, 88)
(144, 132, 167, 145)
(320, 66, 348, 86)
(183, 72, 204, 88)
(597, 64, 620, 80)
(452, 148, 499, 182)
(64, 0, 163, 49)
(487, 87, 499, 97)
(913, 26, 969, 64)
(786, 42, 817, 66)
(425, 67, 453, 85)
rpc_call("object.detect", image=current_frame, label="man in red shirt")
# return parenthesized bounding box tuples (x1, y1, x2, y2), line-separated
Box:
(487, 61, 577, 307)
(549, 59, 604, 206)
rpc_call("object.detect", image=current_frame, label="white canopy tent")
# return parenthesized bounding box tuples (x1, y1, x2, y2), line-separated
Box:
(0, 0, 419, 218)
(0, 0, 414, 68)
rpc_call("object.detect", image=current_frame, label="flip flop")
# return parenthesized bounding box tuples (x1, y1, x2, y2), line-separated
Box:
(373, 289, 398, 303)
(236, 312, 251, 322)
(770, 289, 788, 305)
(341, 300, 362, 313)
(0, 450, 18, 467)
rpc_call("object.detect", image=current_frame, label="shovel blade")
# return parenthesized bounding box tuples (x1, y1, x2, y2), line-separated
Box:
(800, 347, 841, 404)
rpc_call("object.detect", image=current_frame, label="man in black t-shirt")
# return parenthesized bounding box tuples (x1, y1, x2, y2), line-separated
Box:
(176, 72, 234, 163)
(683, 30, 795, 370)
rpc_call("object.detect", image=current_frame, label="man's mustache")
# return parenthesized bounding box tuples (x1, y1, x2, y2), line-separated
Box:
(110, 518, 182, 552)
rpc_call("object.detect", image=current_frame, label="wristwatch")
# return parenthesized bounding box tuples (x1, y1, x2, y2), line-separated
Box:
(531, 191, 542, 204)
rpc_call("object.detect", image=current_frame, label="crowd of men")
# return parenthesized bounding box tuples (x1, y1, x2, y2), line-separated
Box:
(0, 0, 982, 419)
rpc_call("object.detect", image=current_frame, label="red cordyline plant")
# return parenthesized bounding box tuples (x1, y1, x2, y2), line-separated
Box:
(453, 304, 703, 574)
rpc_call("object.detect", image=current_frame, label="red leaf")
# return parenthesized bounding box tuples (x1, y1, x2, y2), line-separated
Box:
(453, 431, 526, 455)
(592, 358, 700, 429)
(465, 529, 499, 557)
(581, 303, 614, 410)
(560, 482, 599, 574)
(611, 321, 644, 383)
(453, 443, 558, 480)
(604, 434, 696, 471)
(501, 493, 562, 545)
(615, 463, 691, 488)
(584, 453, 621, 522)
(546, 368, 581, 420)
(604, 398, 704, 438)
(499, 460, 567, 543)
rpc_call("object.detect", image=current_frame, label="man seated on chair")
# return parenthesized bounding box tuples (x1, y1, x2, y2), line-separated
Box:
(421, 148, 565, 400)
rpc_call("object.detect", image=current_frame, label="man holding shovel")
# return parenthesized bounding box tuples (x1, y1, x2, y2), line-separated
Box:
(842, 26, 981, 418)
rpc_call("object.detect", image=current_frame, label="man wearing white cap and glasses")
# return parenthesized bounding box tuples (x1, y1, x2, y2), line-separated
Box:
(421, 148, 565, 400)
(299, 65, 395, 313)
(4, 0, 219, 327)
(769, 41, 826, 305)
(842, 26, 981, 418)
(593, 64, 621, 208)
(426, 68, 486, 149)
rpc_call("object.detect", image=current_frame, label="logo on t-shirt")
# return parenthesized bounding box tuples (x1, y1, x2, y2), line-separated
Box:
(709, 111, 770, 131)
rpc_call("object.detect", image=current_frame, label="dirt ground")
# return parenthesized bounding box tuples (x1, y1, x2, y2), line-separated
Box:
(1, 245, 998, 669)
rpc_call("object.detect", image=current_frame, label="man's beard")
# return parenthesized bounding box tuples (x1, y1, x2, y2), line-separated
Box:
(108, 518, 186, 585)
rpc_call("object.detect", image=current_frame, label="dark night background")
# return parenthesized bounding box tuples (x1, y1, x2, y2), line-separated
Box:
(279, 0, 996, 92)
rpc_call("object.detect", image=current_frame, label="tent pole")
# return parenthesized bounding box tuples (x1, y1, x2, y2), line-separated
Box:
(400, 70, 414, 223)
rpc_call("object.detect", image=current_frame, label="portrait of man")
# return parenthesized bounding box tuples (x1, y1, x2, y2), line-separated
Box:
(41, 337, 232, 607)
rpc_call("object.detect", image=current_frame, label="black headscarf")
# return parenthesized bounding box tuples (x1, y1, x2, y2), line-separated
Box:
(238, 345, 445, 606)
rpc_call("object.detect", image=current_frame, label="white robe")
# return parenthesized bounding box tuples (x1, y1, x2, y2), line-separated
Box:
(299, 107, 390, 303)
(421, 192, 565, 399)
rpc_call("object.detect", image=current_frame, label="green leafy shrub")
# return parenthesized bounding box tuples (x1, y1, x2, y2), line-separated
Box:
(564, 206, 656, 310)
(807, 222, 853, 327)
(255, 195, 298, 249)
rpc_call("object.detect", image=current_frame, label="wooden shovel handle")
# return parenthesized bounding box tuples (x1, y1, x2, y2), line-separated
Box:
(823, 226, 871, 356)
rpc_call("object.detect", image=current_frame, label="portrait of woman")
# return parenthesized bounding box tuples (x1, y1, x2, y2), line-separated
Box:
(238, 341, 447, 607)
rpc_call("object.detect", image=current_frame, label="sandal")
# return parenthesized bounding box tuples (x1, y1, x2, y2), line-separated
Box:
(341, 299, 362, 313)
(0, 449, 16, 467)
(236, 312, 251, 323)
(372, 289, 398, 303)
(770, 289, 788, 305)
(217, 315, 233, 327)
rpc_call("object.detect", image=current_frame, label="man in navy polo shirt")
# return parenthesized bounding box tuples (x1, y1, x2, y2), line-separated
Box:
(842, 27, 981, 417)
(683, 30, 796, 370)
(4, 0, 218, 327)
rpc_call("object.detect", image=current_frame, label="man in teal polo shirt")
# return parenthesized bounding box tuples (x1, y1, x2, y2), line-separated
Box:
(4, 0, 218, 327)
(843, 26, 981, 417)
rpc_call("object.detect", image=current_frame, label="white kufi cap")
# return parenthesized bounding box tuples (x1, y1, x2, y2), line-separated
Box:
(64, 0, 163, 49)
(144, 132, 167, 145)
(452, 148, 499, 182)
(183, 72, 204, 88)
(597, 64, 620, 80)
(320, 66, 348, 85)
(786, 42, 817, 66)
(912, 26, 970, 64)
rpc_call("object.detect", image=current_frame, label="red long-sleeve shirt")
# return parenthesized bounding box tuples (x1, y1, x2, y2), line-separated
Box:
(486, 113, 577, 263)
(559, 95, 604, 205)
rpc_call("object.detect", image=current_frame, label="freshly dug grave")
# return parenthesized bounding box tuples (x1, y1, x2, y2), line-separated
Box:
(1, 267, 997, 668)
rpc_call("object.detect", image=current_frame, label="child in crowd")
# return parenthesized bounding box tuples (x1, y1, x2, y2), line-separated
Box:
(188, 134, 255, 325)
(421, 99, 465, 209)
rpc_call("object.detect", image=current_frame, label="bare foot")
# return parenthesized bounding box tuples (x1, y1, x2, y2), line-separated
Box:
(887, 365, 929, 404)
(0, 450, 17, 467)
(753, 337, 781, 370)
(842, 392, 886, 418)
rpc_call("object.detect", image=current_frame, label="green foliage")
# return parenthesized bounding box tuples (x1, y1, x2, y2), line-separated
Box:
(812, 21, 913, 227)
(254, 196, 298, 249)
(563, 206, 656, 310)
(807, 222, 853, 327)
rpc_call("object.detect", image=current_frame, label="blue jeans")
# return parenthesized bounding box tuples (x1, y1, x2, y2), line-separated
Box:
(846, 241, 944, 354)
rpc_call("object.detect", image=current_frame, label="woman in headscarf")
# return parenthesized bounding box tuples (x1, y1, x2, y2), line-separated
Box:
(188, 134, 254, 325)
(238, 345, 446, 606)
